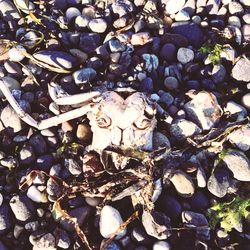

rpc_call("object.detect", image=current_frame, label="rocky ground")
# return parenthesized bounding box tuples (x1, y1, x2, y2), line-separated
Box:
(0, 0, 250, 249)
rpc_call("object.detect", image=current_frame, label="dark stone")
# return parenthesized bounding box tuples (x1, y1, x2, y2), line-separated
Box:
(79, 33, 101, 54)
(171, 22, 204, 48)
(36, 154, 53, 170)
(139, 77, 154, 93)
(190, 191, 210, 211)
(160, 43, 177, 61)
(29, 134, 47, 156)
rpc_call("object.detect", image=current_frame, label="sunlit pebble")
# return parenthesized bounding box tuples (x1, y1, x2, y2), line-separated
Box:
(8, 45, 26, 62)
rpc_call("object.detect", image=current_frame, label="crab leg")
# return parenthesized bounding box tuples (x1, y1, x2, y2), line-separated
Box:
(0, 80, 93, 130)
(48, 82, 101, 105)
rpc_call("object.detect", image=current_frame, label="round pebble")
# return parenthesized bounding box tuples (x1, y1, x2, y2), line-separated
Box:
(177, 48, 194, 64)
(88, 18, 107, 33)
(164, 76, 179, 90)
(153, 240, 171, 250)
(27, 186, 48, 203)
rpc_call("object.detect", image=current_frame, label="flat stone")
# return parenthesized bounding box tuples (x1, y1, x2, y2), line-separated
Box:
(152, 132, 171, 150)
(33, 51, 78, 70)
(170, 119, 202, 141)
(160, 43, 177, 61)
(184, 91, 222, 130)
(222, 150, 250, 181)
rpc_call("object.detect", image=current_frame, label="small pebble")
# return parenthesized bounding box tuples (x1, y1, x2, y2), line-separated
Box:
(27, 186, 48, 203)
(153, 240, 171, 250)
(177, 48, 194, 64)
(88, 18, 107, 33)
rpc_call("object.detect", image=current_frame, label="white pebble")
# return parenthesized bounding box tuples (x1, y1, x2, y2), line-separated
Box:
(99, 205, 127, 239)
(66, 7, 81, 22)
(177, 48, 194, 64)
(27, 186, 48, 203)
(8, 45, 26, 62)
(153, 240, 171, 250)
(88, 18, 107, 33)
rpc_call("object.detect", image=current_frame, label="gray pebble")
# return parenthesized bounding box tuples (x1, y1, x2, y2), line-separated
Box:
(27, 186, 48, 203)
(170, 119, 202, 141)
(32, 233, 56, 250)
(206, 0, 221, 15)
(9, 195, 34, 222)
(73, 67, 97, 84)
(224, 101, 247, 120)
(159, 91, 174, 107)
(164, 76, 179, 90)
(228, 16, 241, 28)
(0, 203, 12, 234)
(8, 45, 26, 62)
(222, 150, 250, 181)
(177, 48, 194, 64)
(75, 15, 90, 29)
(241, 93, 250, 111)
(242, 24, 250, 43)
(88, 18, 107, 33)
(25, 221, 39, 232)
(160, 43, 177, 61)
(131, 226, 153, 245)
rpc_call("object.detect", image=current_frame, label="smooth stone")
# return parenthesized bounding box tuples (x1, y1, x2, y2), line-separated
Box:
(29, 134, 47, 155)
(33, 51, 77, 70)
(190, 191, 210, 211)
(171, 21, 204, 48)
(0, 76, 20, 98)
(222, 150, 250, 182)
(182, 211, 210, 240)
(241, 93, 250, 111)
(88, 18, 107, 33)
(140, 77, 154, 93)
(242, 24, 250, 42)
(131, 226, 154, 245)
(174, 10, 190, 21)
(153, 240, 171, 250)
(0, 0, 21, 21)
(152, 132, 171, 150)
(232, 57, 250, 82)
(32, 233, 56, 250)
(0, 204, 12, 234)
(76, 123, 92, 142)
(206, 0, 221, 15)
(164, 0, 185, 14)
(157, 194, 182, 219)
(228, 1, 244, 14)
(60, 206, 92, 232)
(159, 91, 174, 107)
(75, 15, 90, 29)
(177, 48, 194, 64)
(65, 7, 81, 22)
(0, 105, 24, 133)
(164, 77, 179, 90)
(196, 167, 207, 188)
(211, 64, 226, 83)
(243, 14, 250, 24)
(160, 43, 177, 61)
(227, 124, 250, 151)
(170, 119, 202, 141)
(131, 32, 152, 46)
(4, 61, 22, 78)
(224, 101, 247, 120)
(79, 33, 101, 54)
(170, 170, 195, 197)
(207, 167, 231, 198)
(184, 92, 222, 130)
(36, 154, 53, 170)
(64, 158, 82, 176)
(27, 186, 48, 203)
(9, 195, 34, 222)
(240, 0, 250, 6)
(99, 205, 127, 239)
(109, 39, 126, 52)
(19, 145, 35, 164)
(228, 16, 241, 28)
(73, 67, 96, 84)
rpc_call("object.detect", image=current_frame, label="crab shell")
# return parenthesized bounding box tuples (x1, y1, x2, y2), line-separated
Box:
(87, 91, 157, 153)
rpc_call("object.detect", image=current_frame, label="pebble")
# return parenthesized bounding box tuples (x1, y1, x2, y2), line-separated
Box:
(222, 150, 250, 181)
(60, 206, 92, 232)
(79, 33, 101, 53)
(75, 15, 90, 29)
(64, 158, 82, 176)
(33, 51, 77, 70)
(240, 0, 250, 6)
(4, 61, 22, 78)
(169, 170, 195, 197)
(27, 186, 48, 203)
(131, 226, 153, 245)
(184, 91, 222, 130)
(170, 119, 202, 141)
(32, 233, 56, 250)
(140, 77, 154, 93)
(224, 101, 247, 120)
(57, 229, 71, 249)
(206, 0, 221, 15)
(0, 0, 21, 21)
(242, 24, 250, 42)
(131, 32, 152, 46)
(9, 195, 34, 222)
(0, 76, 20, 98)
(241, 93, 250, 111)
(36, 154, 54, 170)
(243, 13, 250, 24)
(160, 43, 176, 61)
(152, 132, 171, 150)
(65, 7, 81, 22)
(88, 18, 107, 33)
(190, 191, 210, 211)
(73, 67, 97, 84)
(19, 145, 35, 164)
(171, 21, 204, 48)
(0, 105, 24, 133)
(177, 48, 194, 64)
(142, 54, 159, 72)
(0, 204, 12, 234)
(232, 57, 250, 82)
(228, 1, 244, 15)
(228, 16, 241, 28)
(159, 91, 174, 107)
(76, 123, 92, 142)
(182, 211, 210, 240)
(109, 39, 126, 53)
(207, 166, 231, 198)
(164, 0, 186, 14)
(29, 134, 47, 155)
(153, 240, 171, 250)
(211, 64, 226, 83)
(99, 205, 127, 239)
(164, 76, 179, 90)
(227, 125, 250, 151)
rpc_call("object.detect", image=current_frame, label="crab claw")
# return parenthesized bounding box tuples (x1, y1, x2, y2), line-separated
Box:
(48, 82, 101, 105)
